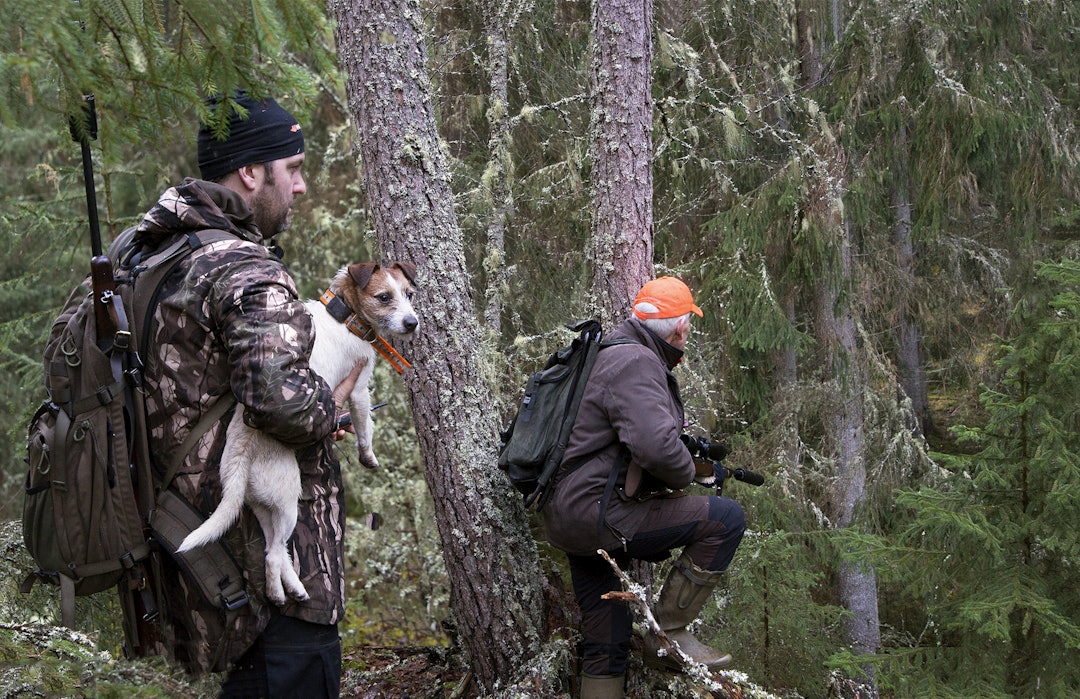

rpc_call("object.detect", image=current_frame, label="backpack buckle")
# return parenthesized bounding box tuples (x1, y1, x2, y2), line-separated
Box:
(114, 330, 131, 351)
(220, 586, 250, 612)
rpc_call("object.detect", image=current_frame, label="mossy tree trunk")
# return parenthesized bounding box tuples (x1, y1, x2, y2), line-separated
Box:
(797, 0, 880, 692)
(479, 0, 523, 333)
(588, 0, 655, 321)
(330, 0, 546, 691)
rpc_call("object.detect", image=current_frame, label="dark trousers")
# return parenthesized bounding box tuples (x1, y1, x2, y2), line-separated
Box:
(569, 493, 745, 677)
(219, 614, 342, 699)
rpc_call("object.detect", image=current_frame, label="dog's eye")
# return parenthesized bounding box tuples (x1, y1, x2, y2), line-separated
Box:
(406, 291, 414, 301)
(378, 292, 392, 303)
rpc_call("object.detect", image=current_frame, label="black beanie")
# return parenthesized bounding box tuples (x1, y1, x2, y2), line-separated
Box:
(197, 93, 305, 181)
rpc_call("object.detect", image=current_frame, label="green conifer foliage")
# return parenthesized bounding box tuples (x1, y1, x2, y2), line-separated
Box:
(882, 260, 1080, 697)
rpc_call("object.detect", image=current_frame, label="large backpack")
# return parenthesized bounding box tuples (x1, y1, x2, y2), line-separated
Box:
(21, 228, 247, 656)
(498, 319, 629, 509)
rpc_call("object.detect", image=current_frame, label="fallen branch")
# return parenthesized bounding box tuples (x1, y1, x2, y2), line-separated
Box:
(596, 550, 697, 670)
(596, 551, 751, 696)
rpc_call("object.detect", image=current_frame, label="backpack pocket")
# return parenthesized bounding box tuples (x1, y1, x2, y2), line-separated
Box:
(23, 396, 146, 596)
(23, 402, 61, 575)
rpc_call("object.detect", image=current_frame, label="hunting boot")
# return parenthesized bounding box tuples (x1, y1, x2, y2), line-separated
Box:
(644, 552, 733, 671)
(579, 674, 625, 699)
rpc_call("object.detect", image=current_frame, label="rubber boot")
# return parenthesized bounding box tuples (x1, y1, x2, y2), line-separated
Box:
(579, 674, 625, 699)
(644, 552, 733, 671)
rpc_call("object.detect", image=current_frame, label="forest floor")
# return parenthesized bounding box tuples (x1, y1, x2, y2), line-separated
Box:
(341, 643, 469, 698)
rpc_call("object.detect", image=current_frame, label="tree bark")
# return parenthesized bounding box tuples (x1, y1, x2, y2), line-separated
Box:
(330, 0, 545, 690)
(797, 1, 880, 691)
(891, 117, 933, 437)
(588, 0, 655, 321)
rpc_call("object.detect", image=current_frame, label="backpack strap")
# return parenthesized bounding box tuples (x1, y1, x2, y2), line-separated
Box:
(120, 228, 246, 613)
(119, 227, 239, 494)
(551, 336, 634, 532)
(121, 229, 237, 359)
(160, 393, 237, 489)
(21, 535, 156, 629)
(534, 337, 635, 512)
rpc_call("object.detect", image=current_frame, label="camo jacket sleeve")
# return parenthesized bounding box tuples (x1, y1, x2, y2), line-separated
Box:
(210, 254, 337, 446)
(205, 248, 332, 445)
(149, 236, 337, 450)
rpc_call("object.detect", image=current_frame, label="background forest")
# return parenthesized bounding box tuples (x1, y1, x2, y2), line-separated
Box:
(1, 0, 1079, 698)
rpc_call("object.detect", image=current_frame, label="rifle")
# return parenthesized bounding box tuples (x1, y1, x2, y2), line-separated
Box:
(69, 92, 162, 657)
(681, 435, 766, 495)
(69, 94, 120, 347)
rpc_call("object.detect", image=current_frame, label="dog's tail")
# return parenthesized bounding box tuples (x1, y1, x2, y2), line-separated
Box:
(176, 411, 252, 553)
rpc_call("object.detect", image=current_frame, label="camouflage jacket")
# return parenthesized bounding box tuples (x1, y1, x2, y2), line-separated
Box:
(134, 179, 345, 675)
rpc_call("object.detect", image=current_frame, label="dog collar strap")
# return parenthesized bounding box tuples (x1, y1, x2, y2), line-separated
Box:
(319, 289, 352, 323)
(319, 289, 412, 375)
(370, 336, 412, 375)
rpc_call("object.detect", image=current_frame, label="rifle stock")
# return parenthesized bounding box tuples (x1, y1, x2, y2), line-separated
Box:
(90, 254, 119, 343)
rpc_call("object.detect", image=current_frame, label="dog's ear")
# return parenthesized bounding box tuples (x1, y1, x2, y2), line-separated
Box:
(392, 262, 417, 285)
(348, 263, 379, 290)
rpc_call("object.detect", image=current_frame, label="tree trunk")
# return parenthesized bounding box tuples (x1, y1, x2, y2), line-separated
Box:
(588, 0, 655, 321)
(480, 0, 521, 332)
(587, 0, 658, 662)
(798, 1, 880, 691)
(330, 0, 545, 691)
(891, 118, 933, 437)
(809, 188, 882, 692)
(772, 288, 801, 470)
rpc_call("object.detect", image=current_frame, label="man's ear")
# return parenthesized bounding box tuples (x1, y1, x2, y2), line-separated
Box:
(674, 315, 691, 343)
(236, 163, 261, 191)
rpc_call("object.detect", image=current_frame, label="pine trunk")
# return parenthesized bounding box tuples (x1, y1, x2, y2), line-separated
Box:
(891, 120, 932, 437)
(588, 0, 655, 320)
(330, 0, 546, 690)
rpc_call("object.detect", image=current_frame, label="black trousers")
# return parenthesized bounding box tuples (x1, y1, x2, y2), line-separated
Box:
(569, 493, 746, 677)
(219, 614, 342, 699)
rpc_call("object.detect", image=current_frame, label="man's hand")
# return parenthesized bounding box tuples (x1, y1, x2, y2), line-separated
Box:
(330, 359, 368, 440)
(693, 458, 718, 486)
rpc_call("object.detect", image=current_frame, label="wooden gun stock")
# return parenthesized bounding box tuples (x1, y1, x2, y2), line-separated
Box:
(90, 254, 119, 343)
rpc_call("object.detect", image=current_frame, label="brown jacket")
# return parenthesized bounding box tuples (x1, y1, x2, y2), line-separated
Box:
(542, 318, 695, 555)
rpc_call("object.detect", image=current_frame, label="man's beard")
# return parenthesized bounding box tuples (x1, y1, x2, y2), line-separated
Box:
(252, 185, 290, 237)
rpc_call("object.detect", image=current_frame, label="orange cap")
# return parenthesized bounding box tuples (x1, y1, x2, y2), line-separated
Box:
(632, 276, 704, 320)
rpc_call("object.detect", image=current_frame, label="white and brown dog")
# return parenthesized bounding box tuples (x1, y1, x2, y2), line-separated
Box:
(177, 262, 417, 605)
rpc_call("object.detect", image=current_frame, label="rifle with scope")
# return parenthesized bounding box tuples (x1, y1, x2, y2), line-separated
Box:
(680, 434, 765, 494)
(70, 90, 162, 658)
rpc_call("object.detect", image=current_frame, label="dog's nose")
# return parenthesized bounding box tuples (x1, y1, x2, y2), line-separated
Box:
(403, 316, 418, 333)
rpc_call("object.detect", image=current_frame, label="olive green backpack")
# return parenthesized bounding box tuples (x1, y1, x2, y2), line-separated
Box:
(22, 228, 247, 657)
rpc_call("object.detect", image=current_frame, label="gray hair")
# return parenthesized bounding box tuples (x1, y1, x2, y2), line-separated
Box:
(635, 302, 691, 339)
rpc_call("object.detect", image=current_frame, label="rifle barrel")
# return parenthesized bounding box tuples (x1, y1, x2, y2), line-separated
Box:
(71, 94, 103, 258)
(79, 138, 103, 258)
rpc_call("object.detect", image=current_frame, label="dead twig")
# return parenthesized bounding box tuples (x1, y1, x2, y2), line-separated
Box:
(596, 549, 696, 669)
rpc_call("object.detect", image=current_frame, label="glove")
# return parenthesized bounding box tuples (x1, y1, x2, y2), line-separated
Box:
(693, 458, 718, 486)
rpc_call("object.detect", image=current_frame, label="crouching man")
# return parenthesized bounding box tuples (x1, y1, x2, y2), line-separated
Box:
(542, 277, 746, 698)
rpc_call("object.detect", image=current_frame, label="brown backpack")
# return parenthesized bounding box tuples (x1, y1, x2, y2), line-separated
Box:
(22, 228, 247, 656)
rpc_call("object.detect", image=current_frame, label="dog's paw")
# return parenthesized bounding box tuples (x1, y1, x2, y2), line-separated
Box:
(266, 582, 287, 606)
(359, 448, 379, 470)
